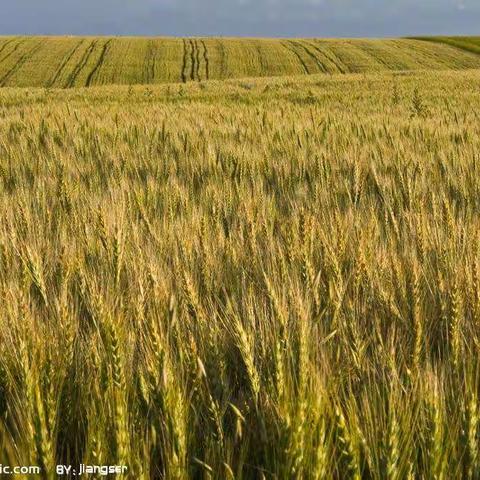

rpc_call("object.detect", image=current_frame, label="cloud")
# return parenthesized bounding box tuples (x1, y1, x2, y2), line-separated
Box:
(0, 0, 478, 36)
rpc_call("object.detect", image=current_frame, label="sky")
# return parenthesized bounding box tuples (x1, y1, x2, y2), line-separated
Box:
(1, 0, 478, 38)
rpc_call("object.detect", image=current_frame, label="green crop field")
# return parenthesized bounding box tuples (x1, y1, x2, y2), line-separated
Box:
(0, 36, 480, 87)
(1, 36, 480, 479)
(413, 36, 480, 56)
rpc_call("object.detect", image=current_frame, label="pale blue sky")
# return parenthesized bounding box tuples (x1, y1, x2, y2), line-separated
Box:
(1, 0, 478, 37)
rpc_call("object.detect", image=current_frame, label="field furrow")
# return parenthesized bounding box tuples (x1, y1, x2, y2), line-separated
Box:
(0, 40, 43, 87)
(0, 37, 18, 58)
(354, 40, 404, 70)
(296, 41, 328, 73)
(325, 41, 386, 73)
(189, 39, 195, 81)
(216, 39, 228, 78)
(306, 40, 346, 73)
(144, 40, 156, 83)
(0, 38, 28, 66)
(190, 39, 198, 81)
(201, 40, 210, 80)
(66, 39, 98, 88)
(282, 41, 310, 74)
(181, 39, 188, 83)
(47, 39, 86, 87)
(194, 40, 202, 81)
(86, 39, 113, 86)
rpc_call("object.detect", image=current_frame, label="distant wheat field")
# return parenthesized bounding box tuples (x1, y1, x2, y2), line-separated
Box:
(0, 36, 479, 87)
(1, 67, 480, 477)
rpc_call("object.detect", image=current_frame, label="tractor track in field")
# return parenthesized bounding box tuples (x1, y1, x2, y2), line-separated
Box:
(189, 39, 196, 81)
(0, 38, 28, 65)
(255, 44, 268, 75)
(181, 39, 188, 83)
(307, 41, 347, 74)
(194, 40, 201, 81)
(295, 41, 328, 73)
(144, 40, 156, 83)
(0, 38, 19, 59)
(388, 40, 429, 68)
(65, 39, 98, 88)
(355, 43, 393, 70)
(200, 40, 210, 80)
(86, 39, 113, 86)
(217, 40, 227, 78)
(282, 41, 310, 74)
(47, 39, 85, 87)
(0, 41, 43, 87)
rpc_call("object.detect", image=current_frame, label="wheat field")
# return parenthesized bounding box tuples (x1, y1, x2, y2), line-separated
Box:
(0, 36, 480, 87)
(414, 36, 480, 56)
(0, 66, 480, 478)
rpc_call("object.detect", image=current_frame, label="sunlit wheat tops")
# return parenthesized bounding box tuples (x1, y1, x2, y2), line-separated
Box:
(0, 66, 480, 478)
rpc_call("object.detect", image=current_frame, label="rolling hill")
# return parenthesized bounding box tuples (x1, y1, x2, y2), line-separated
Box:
(0, 36, 479, 88)
(413, 36, 480, 56)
